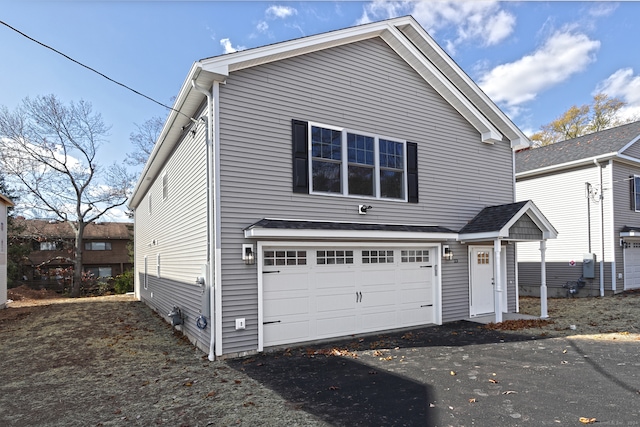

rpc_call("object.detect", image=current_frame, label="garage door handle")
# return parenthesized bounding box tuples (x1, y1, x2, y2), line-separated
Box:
(421, 304, 433, 308)
(263, 320, 281, 325)
(420, 265, 433, 268)
(263, 271, 280, 274)
(356, 291, 362, 303)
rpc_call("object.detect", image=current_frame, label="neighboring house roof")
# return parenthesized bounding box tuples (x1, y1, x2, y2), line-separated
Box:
(516, 120, 640, 177)
(129, 15, 529, 209)
(0, 194, 14, 207)
(458, 200, 557, 241)
(13, 219, 133, 240)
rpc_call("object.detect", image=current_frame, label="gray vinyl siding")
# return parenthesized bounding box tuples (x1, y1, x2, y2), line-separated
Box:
(217, 38, 516, 353)
(518, 261, 610, 297)
(611, 160, 640, 291)
(620, 140, 640, 159)
(516, 162, 615, 292)
(134, 121, 210, 353)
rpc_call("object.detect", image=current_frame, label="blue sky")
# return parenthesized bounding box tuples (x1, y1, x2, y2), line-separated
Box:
(2, 1, 640, 219)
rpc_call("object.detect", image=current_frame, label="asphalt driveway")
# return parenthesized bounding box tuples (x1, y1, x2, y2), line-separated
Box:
(229, 321, 640, 426)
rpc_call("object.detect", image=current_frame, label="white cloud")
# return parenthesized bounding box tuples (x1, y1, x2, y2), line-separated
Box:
(588, 2, 618, 18)
(357, 0, 516, 52)
(595, 68, 640, 120)
(220, 38, 246, 54)
(266, 5, 297, 19)
(256, 21, 269, 33)
(478, 30, 600, 113)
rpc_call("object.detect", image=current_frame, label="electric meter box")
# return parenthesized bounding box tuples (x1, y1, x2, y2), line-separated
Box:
(583, 253, 596, 279)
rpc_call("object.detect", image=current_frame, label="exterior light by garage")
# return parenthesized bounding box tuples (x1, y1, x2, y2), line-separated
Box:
(442, 245, 454, 261)
(242, 244, 255, 265)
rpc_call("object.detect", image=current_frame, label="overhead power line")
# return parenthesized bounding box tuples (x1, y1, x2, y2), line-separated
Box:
(0, 19, 195, 123)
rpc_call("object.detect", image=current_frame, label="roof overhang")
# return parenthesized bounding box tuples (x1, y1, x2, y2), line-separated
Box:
(516, 152, 620, 179)
(0, 193, 14, 207)
(129, 15, 529, 208)
(244, 219, 458, 242)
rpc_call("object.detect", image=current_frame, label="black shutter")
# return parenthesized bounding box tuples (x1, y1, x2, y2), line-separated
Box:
(631, 175, 636, 211)
(407, 142, 418, 203)
(292, 120, 309, 194)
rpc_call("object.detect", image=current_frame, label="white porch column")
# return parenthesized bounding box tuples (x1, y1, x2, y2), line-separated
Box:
(539, 240, 548, 318)
(494, 239, 503, 323)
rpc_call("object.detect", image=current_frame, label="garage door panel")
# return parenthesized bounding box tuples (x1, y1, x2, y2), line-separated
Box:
(401, 306, 433, 325)
(264, 271, 310, 292)
(316, 293, 357, 312)
(264, 320, 310, 347)
(264, 296, 309, 318)
(315, 270, 357, 290)
(361, 310, 397, 331)
(316, 315, 357, 337)
(360, 268, 396, 286)
(625, 244, 640, 290)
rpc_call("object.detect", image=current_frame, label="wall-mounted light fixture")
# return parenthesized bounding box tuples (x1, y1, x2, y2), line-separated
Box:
(358, 204, 372, 215)
(242, 243, 255, 265)
(443, 245, 454, 261)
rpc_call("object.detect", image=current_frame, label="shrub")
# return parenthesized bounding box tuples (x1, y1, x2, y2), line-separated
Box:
(114, 270, 134, 294)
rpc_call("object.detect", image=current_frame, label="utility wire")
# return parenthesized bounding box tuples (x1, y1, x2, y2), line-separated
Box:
(0, 19, 196, 124)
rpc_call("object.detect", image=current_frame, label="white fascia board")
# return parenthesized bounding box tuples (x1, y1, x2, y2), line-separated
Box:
(380, 26, 503, 144)
(620, 231, 640, 237)
(396, 22, 529, 149)
(245, 227, 458, 242)
(615, 153, 640, 165)
(457, 231, 503, 242)
(515, 153, 618, 179)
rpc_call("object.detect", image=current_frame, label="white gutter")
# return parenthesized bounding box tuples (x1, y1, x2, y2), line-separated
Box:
(516, 152, 618, 179)
(191, 79, 222, 361)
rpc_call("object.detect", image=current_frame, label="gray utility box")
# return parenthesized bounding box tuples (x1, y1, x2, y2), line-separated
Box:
(583, 253, 596, 279)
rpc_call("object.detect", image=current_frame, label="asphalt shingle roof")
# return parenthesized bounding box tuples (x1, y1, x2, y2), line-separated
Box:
(246, 219, 457, 234)
(458, 201, 529, 234)
(516, 121, 640, 174)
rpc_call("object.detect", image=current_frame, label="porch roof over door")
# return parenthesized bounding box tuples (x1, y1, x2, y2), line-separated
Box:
(458, 200, 558, 243)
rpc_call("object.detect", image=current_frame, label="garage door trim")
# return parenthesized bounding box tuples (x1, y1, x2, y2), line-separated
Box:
(257, 241, 443, 351)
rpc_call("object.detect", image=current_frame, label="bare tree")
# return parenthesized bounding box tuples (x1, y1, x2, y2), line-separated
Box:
(0, 94, 135, 297)
(126, 115, 164, 166)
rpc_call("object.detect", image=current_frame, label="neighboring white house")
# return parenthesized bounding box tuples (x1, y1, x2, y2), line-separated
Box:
(0, 193, 14, 309)
(128, 16, 556, 359)
(516, 121, 640, 297)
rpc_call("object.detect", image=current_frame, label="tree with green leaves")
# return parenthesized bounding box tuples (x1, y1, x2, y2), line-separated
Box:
(530, 93, 630, 147)
(0, 94, 135, 297)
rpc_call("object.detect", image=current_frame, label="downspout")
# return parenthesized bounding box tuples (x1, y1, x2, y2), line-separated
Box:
(594, 159, 605, 297)
(192, 79, 218, 360)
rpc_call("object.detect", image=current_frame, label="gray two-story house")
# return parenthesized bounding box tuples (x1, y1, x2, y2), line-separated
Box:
(129, 16, 556, 359)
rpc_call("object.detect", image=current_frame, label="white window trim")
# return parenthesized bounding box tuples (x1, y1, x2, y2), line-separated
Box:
(308, 122, 408, 202)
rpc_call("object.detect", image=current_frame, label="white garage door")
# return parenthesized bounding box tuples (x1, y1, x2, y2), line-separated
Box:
(624, 242, 640, 290)
(262, 246, 436, 348)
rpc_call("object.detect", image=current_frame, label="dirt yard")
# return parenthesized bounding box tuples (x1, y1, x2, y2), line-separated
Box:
(0, 286, 639, 426)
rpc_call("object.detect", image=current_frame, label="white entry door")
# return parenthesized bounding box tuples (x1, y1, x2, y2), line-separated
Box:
(469, 247, 494, 317)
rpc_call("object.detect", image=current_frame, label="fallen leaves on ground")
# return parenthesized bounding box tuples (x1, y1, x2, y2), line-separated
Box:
(484, 319, 555, 331)
(579, 417, 597, 424)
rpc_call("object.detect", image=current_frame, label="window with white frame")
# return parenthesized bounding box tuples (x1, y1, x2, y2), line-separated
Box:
(310, 124, 407, 200)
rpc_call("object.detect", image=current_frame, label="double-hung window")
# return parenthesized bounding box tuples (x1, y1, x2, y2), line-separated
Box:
(309, 123, 407, 200)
